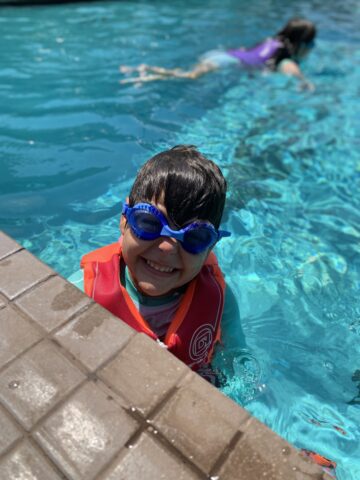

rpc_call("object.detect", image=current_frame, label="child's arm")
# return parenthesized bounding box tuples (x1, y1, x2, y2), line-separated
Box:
(278, 59, 315, 91)
(220, 284, 247, 350)
(212, 285, 265, 400)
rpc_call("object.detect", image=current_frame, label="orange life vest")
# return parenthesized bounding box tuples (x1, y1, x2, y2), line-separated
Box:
(80, 242, 225, 370)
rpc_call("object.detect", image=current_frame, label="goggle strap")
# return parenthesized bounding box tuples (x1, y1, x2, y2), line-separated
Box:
(122, 204, 129, 215)
(218, 229, 231, 238)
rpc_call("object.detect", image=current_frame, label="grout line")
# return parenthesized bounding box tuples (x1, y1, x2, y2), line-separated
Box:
(0, 376, 88, 437)
(93, 400, 208, 480)
(92, 367, 210, 478)
(144, 427, 209, 479)
(208, 430, 243, 477)
(7, 272, 57, 302)
(0, 337, 45, 377)
(0, 435, 69, 480)
(26, 436, 70, 480)
(0, 247, 24, 263)
(49, 318, 136, 377)
(49, 299, 94, 334)
(0, 295, 95, 377)
(31, 378, 141, 480)
(97, 369, 210, 479)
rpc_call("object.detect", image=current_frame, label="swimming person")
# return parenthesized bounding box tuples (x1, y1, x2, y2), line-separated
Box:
(120, 17, 316, 91)
(81, 145, 246, 384)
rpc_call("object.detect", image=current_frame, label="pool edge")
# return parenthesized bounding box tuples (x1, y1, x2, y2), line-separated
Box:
(0, 230, 331, 479)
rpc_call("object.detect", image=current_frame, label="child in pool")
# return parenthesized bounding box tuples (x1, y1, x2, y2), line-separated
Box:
(81, 145, 246, 383)
(120, 17, 316, 91)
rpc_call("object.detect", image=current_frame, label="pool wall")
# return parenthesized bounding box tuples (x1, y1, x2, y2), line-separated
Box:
(0, 230, 331, 479)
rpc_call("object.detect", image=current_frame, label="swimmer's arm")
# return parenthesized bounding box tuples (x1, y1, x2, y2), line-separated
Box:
(278, 59, 315, 91)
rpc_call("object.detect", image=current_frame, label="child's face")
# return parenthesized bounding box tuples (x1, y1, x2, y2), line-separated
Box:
(120, 201, 211, 297)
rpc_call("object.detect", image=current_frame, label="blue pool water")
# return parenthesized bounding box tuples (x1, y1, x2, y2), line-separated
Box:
(1, 1, 359, 477)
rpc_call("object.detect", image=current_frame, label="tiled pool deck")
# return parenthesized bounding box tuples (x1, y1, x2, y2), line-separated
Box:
(0, 230, 331, 479)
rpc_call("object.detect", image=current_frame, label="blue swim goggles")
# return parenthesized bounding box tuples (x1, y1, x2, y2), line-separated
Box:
(122, 203, 231, 254)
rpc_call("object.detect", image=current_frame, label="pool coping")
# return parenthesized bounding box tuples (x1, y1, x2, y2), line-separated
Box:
(0, 230, 331, 479)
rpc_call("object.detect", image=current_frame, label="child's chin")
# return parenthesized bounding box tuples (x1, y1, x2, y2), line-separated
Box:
(137, 281, 171, 297)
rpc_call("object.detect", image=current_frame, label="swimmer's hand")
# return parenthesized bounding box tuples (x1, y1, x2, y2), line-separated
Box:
(119, 64, 149, 74)
(279, 60, 315, 92)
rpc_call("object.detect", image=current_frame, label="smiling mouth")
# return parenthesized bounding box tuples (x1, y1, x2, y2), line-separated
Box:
(145, 258, 176, 273)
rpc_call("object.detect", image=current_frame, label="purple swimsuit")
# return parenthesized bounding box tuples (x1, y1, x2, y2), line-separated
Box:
(227, 38, 282, 67)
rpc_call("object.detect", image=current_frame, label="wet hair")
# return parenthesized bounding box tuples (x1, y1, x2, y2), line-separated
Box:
(271, 17, 317, 67)
(128, 145, 227, 229)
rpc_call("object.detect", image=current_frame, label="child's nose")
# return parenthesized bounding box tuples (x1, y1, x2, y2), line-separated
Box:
(156, 235, 180, 253)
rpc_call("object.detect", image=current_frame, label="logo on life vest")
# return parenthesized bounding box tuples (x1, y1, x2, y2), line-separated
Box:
(189, 324, 214, 363)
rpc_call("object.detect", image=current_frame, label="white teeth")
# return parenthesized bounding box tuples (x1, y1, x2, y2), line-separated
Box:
(146, 259, 174, 273)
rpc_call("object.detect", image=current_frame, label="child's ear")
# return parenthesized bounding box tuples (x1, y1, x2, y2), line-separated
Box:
(120, 197, 130, 234)
(120, 214, 126, 235)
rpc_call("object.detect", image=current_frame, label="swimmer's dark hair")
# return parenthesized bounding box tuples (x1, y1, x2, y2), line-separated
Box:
(269, 17, 316, 68)
(277, 17, 316, 55)
(129, 145, 227, 229)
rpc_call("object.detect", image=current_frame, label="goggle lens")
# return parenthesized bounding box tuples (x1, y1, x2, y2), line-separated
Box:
(132, 209, 162, 238)
(184, 226, 216, 253)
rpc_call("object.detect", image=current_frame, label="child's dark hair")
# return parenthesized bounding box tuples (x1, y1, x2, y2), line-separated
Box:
(277, 18, 316, 50)
(272, 17, 316, 67)
(129, 145, 227, 229)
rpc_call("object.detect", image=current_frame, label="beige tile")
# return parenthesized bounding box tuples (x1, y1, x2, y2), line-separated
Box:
(0, 306, 42, 369)
(54, 303, 134, 371)
(153, 373, 249, 474)
(0, 405, 22, 455)
(101, 432, 201, 480)
(34, 382, 138, 480)
(16, 276, 90, 332)
(99, 333, 187, 416)
(0, 440, 62, 480)
(0, 250, 52, 300)
(0, 231, 22, 260)
(218, 417, 326, 479)
(0, 340, 85, 430)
